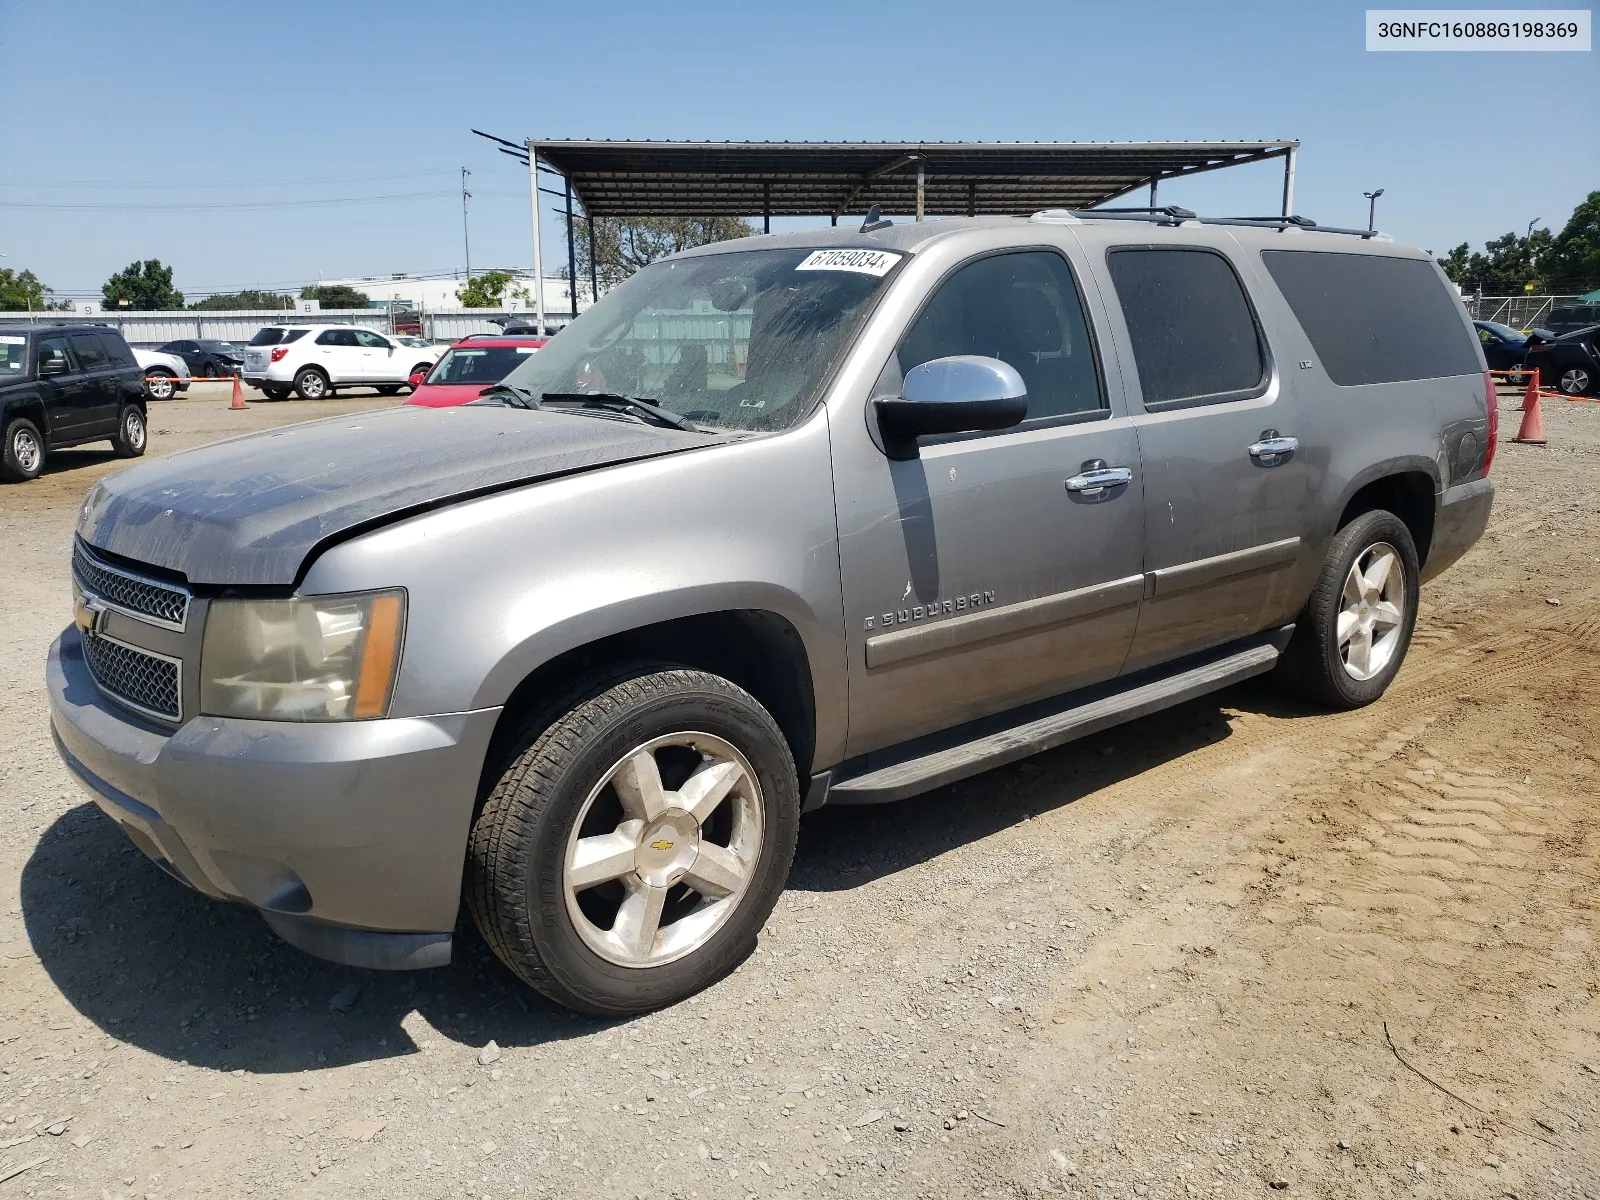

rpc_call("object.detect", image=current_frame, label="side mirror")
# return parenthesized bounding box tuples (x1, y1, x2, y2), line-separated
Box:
(873, 356, 1027, 460)
(39, 354, 66, 377)
(408, 370, 427, 386)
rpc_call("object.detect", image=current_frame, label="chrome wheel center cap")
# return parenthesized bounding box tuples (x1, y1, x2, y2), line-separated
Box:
(634, 809, 700, 887)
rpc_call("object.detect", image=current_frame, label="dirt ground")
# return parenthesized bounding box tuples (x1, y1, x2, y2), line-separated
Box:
(1, 383, 1597, 1200)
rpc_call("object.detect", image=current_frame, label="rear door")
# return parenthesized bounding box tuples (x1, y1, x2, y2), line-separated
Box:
(67, 332, 122, 434)
(1091, 234, 1310, 672)
(311, 328, 362, 382)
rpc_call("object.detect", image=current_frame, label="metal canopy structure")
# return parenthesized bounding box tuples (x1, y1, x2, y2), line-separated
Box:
(473, 133, 1301, 337)
(528, 139, 1298, 220)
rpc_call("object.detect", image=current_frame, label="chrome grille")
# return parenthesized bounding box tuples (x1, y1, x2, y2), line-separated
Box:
(82, 633, 181, 722)
(73, 543, 189, 629)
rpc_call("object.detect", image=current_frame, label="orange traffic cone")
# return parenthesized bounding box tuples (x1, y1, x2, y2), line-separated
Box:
(229, 372, 246, 410)
(1513, 368, 1544, 444)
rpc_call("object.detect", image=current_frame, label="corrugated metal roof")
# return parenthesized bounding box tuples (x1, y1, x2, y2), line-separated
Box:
(525, 140, 1298, 217)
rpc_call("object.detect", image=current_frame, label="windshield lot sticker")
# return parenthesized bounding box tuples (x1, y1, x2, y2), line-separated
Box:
(795, 249, 902, 276)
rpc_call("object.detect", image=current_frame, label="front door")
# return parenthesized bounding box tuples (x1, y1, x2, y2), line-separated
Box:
(34, 335, 93, 441)
(835, 246, 1147, 757)
(1091, 235, 1310, 672)
(355, 329, 398, 381)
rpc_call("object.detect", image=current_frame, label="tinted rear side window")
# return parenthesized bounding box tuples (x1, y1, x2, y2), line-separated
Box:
(1261, 251, 1480, 385)
(249, 328, 286, 346)
(69, 333, 108, 368)
(1106, 248, 1265, 407)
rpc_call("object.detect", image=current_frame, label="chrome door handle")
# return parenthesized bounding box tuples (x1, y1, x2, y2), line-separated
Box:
(1248, 435, 1299, 460)
(1065, 466, 1133, 495)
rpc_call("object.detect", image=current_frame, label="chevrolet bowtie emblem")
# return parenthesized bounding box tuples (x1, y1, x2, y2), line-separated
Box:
(649, 839, 675, 851)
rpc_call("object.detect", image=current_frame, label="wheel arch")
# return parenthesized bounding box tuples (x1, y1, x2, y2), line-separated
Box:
(1334, 464, 1438, 569)
(3, 399, 50, 434)
(479, 607, 818, 805)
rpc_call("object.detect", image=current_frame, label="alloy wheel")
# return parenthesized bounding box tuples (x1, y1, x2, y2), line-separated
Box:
(124, 410, 146, 451)
(1561, 367, 1591, 395)
(146, 373, 174, 400)
(1338, 541, 1405, 681)
(562, 732, 763, 968)
(12, 427, 40, 474)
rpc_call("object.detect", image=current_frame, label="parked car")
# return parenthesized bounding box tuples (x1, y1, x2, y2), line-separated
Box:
(1473, 320, 1533, 384)
(157, 338, 245, 378)
(1540, 302, 1600, 336)
(404, 336, 545, 408)
(130, 347, 192, 401)
(1, 325, 148, 481)
(1525, 323, 1600, 395)
(50, 215, 1495, 1014)
(240, 324, 439, 400)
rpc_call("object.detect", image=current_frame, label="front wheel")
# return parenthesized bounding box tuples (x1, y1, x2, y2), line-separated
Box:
(375, 385, 401, 396)
(1272, 509, 1420, 709)
(112, 405, 147, 458)
(466, 667, 800, 1015)
(1558, 365, 1594, 396)
(293, 368, 328, 401)
(1, 417, 45, 482)
(143, 370, 176, 401)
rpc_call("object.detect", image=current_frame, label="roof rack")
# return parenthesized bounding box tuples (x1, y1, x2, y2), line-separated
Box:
(1066, 208, 1383, 239)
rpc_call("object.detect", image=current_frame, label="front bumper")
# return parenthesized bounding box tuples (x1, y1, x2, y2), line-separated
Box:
(1422, 477, 1494, 583)
(47, 628, 501, 970)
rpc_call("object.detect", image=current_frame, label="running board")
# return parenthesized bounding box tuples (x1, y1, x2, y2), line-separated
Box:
(823, 628, 1292, 806)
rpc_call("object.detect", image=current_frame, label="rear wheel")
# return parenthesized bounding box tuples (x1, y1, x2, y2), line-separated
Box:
(1272, 509, 1420, 709)
(112, 405, 147, 458)
(143, 370, 176, 401)
(375, 385, 401, 396)
(293, 368, 329, 401)
(1558, 364, 1594, 396)
(1, 417, 45, 482)
(466, 666, 800, 1015)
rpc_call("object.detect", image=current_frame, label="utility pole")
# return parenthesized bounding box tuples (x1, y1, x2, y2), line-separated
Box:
(565, 178, 578, 320)
(461, 167, 472, 280)
(1364, 188, 1384, 232)
(527, 145, 545, 335)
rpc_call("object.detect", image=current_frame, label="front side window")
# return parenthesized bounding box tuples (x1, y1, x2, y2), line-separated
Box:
(1107, 247, 1266, 407)
(895, 250, 1104, 421)
(354, 330, 391, 349)
(497, 246, 900, 433)
(36, 335, 75, 375)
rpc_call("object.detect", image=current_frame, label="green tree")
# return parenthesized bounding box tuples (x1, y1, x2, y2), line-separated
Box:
(299, 283, 371, 309)
(190, 289, 293, 311)
(1541, 190, 1600, 294)
(576, 216, 756, 289)
(102, 259, 184, 310)
(0, 267, 62, 311)
(456, 270, 523, 308)
(1436, 244, 1472, 286)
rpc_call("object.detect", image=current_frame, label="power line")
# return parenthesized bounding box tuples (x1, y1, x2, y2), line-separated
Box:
(0, 191, 456, 212)
(0, 170, 459, 191)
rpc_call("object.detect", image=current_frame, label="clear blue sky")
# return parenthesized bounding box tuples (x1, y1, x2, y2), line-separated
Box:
(1, 0, 1595, 298)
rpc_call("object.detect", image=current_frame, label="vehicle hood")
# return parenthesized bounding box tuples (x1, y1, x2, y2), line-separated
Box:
(131, 348, 189, 375)
(77, 403, 718, 586)
(404, 382, 487, 409)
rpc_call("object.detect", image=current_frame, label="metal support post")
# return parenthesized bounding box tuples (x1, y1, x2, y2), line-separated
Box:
(1281, 148, 1297, 218)
(565, 179, 578, 319)
(588, 214, 598, 306)
(1149, 178, 1158, 208)
(967, 181, 976, 217)
(916, 158, 925, 221)
(763, 183, 771, 234)
(527, 143, 545, 334)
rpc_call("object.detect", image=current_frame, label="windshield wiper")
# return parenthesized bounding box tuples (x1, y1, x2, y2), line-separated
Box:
(540, 392, 700, 432)
(476, 383, 540, 409)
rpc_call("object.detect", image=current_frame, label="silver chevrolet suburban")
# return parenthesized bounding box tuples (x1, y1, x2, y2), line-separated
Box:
(48, 210, 1496, 1014)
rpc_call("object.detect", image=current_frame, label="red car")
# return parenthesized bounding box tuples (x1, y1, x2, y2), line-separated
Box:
(404, 335, 547, 408)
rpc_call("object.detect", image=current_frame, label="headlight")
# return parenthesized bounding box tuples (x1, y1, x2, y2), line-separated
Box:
(200, 590, 405, 721)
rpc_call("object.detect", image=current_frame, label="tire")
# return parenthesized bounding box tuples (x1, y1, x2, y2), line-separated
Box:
(411, 362, 433, 380)
(1272, 509, 1420, 709)
(375, 385, 401, 396)
(466, 665, 801, 1015)
(1, 417, 45, 482)
(202, 362, 220, 379)
(1557, 364, 1594, 396)
(293, 367, 329, 401)
(260, 385, 290, 401)
(112, 405, 147, 458)
(143, 370, 176, 401)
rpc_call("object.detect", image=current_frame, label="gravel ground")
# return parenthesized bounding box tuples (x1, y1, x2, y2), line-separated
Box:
(1, 384, 1597, 1200)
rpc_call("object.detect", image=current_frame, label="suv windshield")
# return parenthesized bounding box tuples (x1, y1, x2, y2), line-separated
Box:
(426, 345, 536, 385)
(497, 246, 902, 433)
(0, 335, 25, 374)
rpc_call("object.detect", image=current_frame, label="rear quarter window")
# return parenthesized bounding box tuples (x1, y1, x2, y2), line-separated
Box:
(248, 328, 287, 346)
(1261, 251, 1481, 385)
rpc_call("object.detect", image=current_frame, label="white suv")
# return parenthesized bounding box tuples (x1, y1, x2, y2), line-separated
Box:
(241, 324, 439, 401)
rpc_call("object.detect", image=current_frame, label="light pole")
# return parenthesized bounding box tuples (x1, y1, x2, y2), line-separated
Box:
(461, 167, 472, 281)
(1363, 189, 1384, 232)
